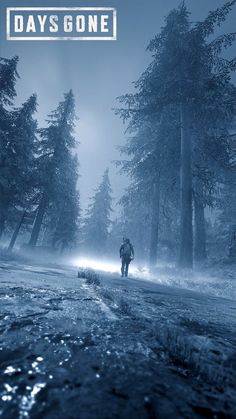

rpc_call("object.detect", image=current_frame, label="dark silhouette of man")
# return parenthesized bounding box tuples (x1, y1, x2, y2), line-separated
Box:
(120, 238, 134, 277)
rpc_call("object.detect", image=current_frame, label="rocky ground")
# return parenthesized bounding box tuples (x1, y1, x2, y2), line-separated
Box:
(0, 258, 236, 418)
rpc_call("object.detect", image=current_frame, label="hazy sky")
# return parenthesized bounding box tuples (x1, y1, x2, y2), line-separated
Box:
(0, 0, 235, 214)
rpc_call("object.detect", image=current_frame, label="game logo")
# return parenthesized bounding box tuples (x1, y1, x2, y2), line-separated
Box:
(7, 7, 117, 40)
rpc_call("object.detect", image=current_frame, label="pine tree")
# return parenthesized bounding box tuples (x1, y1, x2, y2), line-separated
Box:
(116, 105, 180, 266)
(0, 56, 19, 237)
(51, 155, 80, 252)
(116, 1, 236, 268)
(1, 93, 38, 239)
(29, 90, 79, 247)
(118, 183, 151, 261)
(6, 94, 38, 246)
(83, 169, 112, 255)
(0, 56, 18, 106)
(218, 145, 236, 258)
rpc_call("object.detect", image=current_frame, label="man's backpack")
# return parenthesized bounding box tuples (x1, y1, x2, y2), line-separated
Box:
(122, 243, 132, 257)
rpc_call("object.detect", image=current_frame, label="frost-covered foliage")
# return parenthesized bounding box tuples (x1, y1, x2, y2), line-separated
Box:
(28, 90, 80, 251)
(115, 1, 236, 267)
(149, 260, 236, 300)
(0, 64, 80, 253)
(77, 268, 100, 286)
(0, 57, 38, 239)
(82, 169, 112, 255)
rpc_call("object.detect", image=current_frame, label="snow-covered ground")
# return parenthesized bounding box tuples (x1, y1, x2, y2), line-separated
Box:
(149, 261, 236, 300)
(70, 256, 236, 300)
(0, 256, 236, 418)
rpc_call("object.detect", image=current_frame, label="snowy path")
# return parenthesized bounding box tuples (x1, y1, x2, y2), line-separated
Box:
(0, 260, 235, 418)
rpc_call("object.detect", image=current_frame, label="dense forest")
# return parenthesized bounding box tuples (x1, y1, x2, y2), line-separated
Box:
(112, 1, 236, 267)
(0, 60, 80, 254)
(0, 1, 236, 268)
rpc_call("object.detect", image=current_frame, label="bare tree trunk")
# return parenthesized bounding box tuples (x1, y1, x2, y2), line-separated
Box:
(194, 181, 206, 262)
(229, 225, 236, 258)
(149, 179, 160, 267)
(0, 189, 8, 239)
(8, 211, 26, 252)
(29, 192, 48, 247)
(179, 103, 193, 268)
(136, 223, 145, 261)
(0, 214, 6, 239)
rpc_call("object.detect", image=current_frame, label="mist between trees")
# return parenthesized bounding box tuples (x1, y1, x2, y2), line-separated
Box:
(0, 1, 236, 268)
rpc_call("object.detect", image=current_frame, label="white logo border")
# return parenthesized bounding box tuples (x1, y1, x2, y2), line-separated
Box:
(6, 7, 117, 41)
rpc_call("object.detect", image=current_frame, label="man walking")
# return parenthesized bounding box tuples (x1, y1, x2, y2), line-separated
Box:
(120, 238, 134, 277)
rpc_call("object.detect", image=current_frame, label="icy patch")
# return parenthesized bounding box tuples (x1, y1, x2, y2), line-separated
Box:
(95, 298, 118, 321)
(4, 366, 21, 376)
(19, 383, 46, 418)
(82, 284, 118, 320)
(2, 395, 12, 402)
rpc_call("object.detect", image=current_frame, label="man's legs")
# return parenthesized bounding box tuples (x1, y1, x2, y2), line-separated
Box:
(121, 258, 125, 277)
(125, 260, 130, 277)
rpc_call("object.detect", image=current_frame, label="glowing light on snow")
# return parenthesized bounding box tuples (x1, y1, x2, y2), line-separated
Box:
(71, 257, 121, 274)
(70, 256, 151, 279)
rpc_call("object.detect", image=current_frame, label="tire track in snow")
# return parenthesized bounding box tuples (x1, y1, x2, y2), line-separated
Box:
(82, 283, 118, 321)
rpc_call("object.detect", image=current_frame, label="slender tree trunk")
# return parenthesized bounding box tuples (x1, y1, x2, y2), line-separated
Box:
(229, 225, 236, 258)
(29, 192, 48, 247)
(136, 224, 144, 260)
(179, 103, 193, 268)
(0, 204, 9, 240)
(0, 150, 10, 238)
(149, 179, 160, 267)
(0, 188, 8, 239)
(194, 181, 206, 262)
(52, 205, 65, 248)
(0, 214, 6, 239)
(8, 211, 26, 252)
